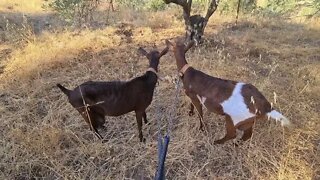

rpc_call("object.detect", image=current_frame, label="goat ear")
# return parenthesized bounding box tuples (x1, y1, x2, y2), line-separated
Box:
(138, 47, 148, 57)
(184, 40, 194, 52)
(159, 46, 169, 57)
(165, 40, 174, 50)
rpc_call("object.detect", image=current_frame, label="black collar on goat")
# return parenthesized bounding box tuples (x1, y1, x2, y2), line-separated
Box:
(57, 45, 168, 142)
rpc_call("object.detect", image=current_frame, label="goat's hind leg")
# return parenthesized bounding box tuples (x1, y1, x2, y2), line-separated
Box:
(237, 118, 255, 142)
(233, 118, 255, 146)
(143, 111, 149, 125)
(214, 115, 236, 144)
(241, 126, 253, 141)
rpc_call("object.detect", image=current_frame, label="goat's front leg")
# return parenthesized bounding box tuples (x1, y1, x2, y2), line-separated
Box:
(214, 115, 236, 144)
(135, 111, 145, 143)
(188, 97, 204, 131)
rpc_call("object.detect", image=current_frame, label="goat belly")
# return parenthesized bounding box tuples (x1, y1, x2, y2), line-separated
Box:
(102, 98, 136, 116)
(220, 82, 255, 126)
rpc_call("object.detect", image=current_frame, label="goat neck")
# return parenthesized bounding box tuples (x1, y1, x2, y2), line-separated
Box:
(143, 61, 159, 84)
(173, 48, 189, 76)
(145, 54, 162, 80)
(149, 56, 160, 72)
(147, 57, 158, 73)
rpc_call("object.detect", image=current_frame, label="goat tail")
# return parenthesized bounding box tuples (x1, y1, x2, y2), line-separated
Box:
(57, 84, 71, 96)
(267, 110, 290, 126)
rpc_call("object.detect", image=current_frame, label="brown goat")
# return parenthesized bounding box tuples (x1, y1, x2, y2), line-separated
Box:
(165, 39, 290, 144)
(57, 46, 169, 142)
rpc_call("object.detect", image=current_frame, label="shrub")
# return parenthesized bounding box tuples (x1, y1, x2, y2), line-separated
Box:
(117, 0, 145, 10)
(117, 0, 166, 11)
(145, 0, 166, 11)
(44, 0, 99, 26)
(3, 15, 34, 46)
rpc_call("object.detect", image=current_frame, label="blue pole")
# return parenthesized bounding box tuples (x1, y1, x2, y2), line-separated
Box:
(155, 135, 170, 180)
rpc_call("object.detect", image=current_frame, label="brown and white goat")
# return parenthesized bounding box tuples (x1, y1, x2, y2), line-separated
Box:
(57, 46, 169, 142)
(165, 39, 290, 144)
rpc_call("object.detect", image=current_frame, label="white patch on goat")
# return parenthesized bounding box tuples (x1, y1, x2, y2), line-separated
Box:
(220, 83, 255, 126)
(196, 94, 207, 107)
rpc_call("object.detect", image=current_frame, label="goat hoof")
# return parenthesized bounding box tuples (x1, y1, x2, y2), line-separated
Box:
(199, 126, 204, 131)
(188, 111, 195, 116)
(140, 138, 146, 143)
(233, 140, 241, 147)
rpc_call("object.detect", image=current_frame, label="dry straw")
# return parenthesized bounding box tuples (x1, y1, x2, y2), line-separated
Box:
(0, 9, 319, 179)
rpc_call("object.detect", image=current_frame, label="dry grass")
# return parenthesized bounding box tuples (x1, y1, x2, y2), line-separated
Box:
(0, 28, 121, 86)
(0, 2, 320, 179)
(0, 0, 44, 13)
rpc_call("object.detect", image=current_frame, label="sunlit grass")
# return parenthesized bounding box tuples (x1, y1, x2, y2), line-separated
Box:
(0, 28, 121, 85)
(0, 0, 45, 13)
